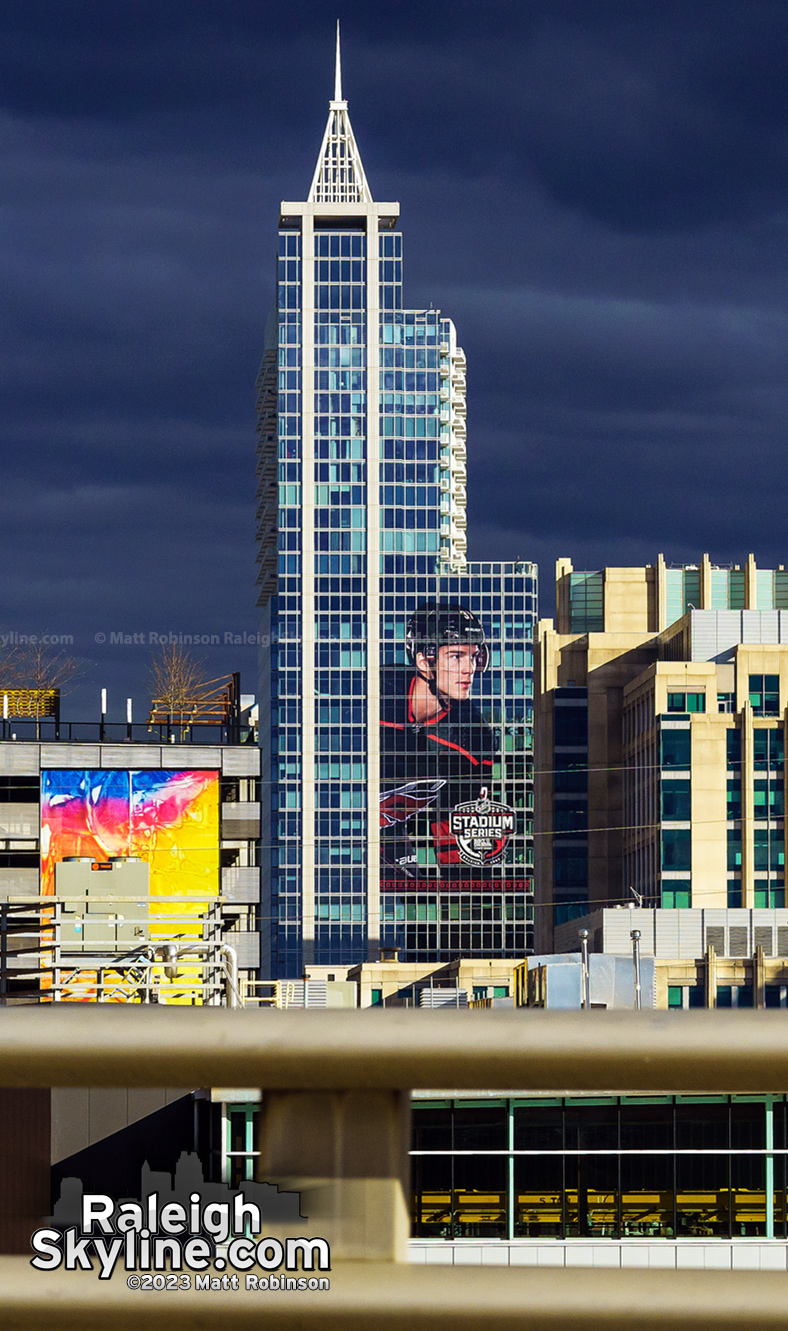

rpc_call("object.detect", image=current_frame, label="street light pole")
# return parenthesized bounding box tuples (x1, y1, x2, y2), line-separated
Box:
(631, 929, 642, 1011)
(578, 928, 590, 1010)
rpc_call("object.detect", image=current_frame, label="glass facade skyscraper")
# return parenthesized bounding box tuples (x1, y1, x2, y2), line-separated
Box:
(256, 41, 535, 976)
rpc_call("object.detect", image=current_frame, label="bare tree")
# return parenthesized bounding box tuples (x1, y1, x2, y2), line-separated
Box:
(0, 639, 82, 735)
(0, 646, 22, 690)
(16, 642, 82, 696)
(148, 645, 213, 733)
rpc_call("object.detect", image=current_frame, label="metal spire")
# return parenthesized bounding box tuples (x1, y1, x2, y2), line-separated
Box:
(308, 25, 372, 204)
(334, 20, 343, 104)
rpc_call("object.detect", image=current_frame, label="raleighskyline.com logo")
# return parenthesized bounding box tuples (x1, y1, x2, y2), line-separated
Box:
(30, 1191, 331, 1282)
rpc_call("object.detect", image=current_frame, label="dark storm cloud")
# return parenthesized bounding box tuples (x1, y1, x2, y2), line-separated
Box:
(1, 0, 788, 716)
(0, 98, 267, 711)
(459, 279, 788, 564)
(323, 2, 788, 233)
(7, 1, 788, 233)
(515, 12, 788, 232)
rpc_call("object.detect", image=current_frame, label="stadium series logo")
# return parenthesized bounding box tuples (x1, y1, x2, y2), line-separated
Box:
(449, 787, 515, 867)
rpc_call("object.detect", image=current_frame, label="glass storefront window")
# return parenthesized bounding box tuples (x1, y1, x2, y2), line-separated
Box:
(775, 1153, 787, 1239)
(731, 1102, 765, 1150)
(565, 1103, 617, 1151)
(412, 1106, 451, 1151)
(620, 1101, 673, 1151)
(620, 1153, 674, 1237)
(731, 1154, 766, 1236)
(513, 1103, 562, 1152)
(675, 1153, 730, 1237)
(513, 1154, 562, 1237)
(226, 1107, 257, 1189)
(676, 1101, 728, 1150)
(412, 1154, 452, 1237)
(564, 1154, 618, 1237)
(453, 1105, 507, 1151)
(453, 1155, 507, 1238)
(410, 1098, 778, 1243)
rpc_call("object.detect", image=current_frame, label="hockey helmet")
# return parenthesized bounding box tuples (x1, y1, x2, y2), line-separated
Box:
(405, 603, 489, 673)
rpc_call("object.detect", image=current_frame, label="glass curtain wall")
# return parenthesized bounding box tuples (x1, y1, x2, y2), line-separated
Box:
(313, 229, 369, 964)
(273, 228, 304, 976)
(377, 270, 535, 958)
(412, 1097, 783, 1241)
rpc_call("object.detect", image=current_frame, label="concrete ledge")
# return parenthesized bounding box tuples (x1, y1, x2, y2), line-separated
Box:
(3, 1258, 788, 1329)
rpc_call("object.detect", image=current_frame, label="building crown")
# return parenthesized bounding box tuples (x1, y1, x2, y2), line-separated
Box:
(308, 23, 372, 205)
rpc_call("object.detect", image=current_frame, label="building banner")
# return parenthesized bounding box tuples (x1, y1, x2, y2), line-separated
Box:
(39, 769, 220, 1001)
(41, 769, 220, 899)
(379, 601, 529, 895)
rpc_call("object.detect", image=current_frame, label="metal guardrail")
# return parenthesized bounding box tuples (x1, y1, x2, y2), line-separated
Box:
(0, 1006, 787, 1089)
(0, 719, 255, 743)
(4, 1009, 788, 1327)
(239, 978, 298, 1007)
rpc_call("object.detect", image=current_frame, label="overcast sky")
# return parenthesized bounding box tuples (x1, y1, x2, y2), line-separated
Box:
(2, 0, 788, 717)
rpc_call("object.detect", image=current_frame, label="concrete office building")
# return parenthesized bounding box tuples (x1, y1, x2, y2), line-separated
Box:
(0, 723, 262, 1246)
(256, 35, 535, 975)
(536, 554, 788, 950)
(0, 735, 260, 1001)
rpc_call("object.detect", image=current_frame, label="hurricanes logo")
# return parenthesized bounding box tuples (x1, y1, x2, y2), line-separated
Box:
(449, 787, 516, 867)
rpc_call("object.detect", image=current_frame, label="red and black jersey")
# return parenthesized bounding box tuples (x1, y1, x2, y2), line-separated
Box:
(379, 667, 496, 783)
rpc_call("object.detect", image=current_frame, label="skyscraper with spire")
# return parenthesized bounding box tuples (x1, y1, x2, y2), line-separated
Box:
(256, 31, 536, 977)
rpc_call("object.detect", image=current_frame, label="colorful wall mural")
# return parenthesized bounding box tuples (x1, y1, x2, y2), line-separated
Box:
(40, 769, 220, 900)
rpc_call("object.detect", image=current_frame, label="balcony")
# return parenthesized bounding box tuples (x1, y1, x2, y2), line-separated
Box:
(221, 866, 260, 903)
(221, 802, 261, 839)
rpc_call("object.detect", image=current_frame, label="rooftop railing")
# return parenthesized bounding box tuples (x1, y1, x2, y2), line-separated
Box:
(0, 898, 233, 1004)
(0, 719, 255, 744)
(3, 1008, 788, 1327)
